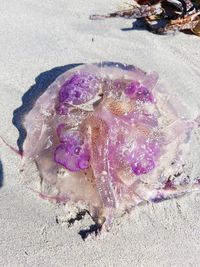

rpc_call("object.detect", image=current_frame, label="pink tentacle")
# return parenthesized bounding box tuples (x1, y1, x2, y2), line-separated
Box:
(86, 115, 116, 224)
(0, 136, 23, 157)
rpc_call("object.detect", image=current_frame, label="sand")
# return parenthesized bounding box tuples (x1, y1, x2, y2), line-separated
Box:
(1, 0, 200, 266)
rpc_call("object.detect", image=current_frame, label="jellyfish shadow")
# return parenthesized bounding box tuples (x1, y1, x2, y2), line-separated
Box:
(12, 63, 82, 152)
(0, 160, 4, 188)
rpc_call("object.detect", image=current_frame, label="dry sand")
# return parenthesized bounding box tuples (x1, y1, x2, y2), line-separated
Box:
(1, 0, 200, 266)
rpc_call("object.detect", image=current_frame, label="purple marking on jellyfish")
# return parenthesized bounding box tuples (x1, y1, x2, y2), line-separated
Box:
(125, 81, 140, 97)
(163, 178, 176, 189)
(56, 103, 69, 115)
(129, 137, 161, 175)
(150, 192, 166, 203)
(54, 144, 80, 172)
(78, 155, 90, 169)
(54, 143, 90, 172)
(59, 73, 99, 105)
(125, 81, 154, 103)
(54, 125, 90, 171)
(131, 157, 155, 175)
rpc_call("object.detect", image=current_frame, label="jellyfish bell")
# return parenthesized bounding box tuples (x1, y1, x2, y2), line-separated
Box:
(13, 62, 200, 233)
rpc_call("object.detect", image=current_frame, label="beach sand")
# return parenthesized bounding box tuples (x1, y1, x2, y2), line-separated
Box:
(1, 0, 200, 266)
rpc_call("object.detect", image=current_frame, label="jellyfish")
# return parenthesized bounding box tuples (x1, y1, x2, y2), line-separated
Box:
(13, 62, 200, 233)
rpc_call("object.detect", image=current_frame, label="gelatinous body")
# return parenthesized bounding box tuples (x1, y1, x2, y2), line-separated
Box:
(21, 62, 200, 231)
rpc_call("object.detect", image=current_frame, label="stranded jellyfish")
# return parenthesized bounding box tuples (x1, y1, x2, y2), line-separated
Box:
(19, 62, 200, 232)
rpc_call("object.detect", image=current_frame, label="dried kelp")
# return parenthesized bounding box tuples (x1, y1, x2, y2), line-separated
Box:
(90, 0, 200, 36)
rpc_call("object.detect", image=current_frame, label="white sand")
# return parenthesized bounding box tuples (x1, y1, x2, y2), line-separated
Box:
(1, 0, 200, 266)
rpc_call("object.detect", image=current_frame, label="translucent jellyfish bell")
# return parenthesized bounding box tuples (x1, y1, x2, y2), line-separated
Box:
(21, 62, 200, 232)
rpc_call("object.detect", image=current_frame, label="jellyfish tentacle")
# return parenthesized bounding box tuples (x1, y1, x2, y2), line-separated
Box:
(85, 115, 117, 226)
(133, 180, 200, 203)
